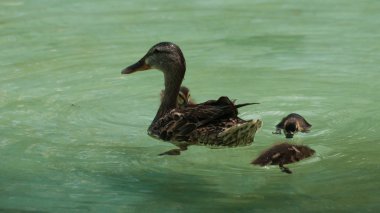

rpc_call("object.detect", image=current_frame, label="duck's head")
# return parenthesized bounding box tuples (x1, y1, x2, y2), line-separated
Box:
(294, 145, 315, 158)
(284, 119, 299, 138)
(121, 42, 186, 76)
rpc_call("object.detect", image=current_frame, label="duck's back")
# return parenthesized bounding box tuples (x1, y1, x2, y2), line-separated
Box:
(276, 113, 312, 129)
(148, 96, 262, 147)
(193, 117, 261, 147)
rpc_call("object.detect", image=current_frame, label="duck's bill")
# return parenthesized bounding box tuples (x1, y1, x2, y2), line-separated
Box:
(285, 133, 294, 138)
(121, 59, 151, 74)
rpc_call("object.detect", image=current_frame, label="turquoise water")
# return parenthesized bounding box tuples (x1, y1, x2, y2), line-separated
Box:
(1, 0, 380, 212)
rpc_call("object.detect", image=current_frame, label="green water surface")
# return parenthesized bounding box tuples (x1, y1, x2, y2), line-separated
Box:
(1, 0, 380, 212)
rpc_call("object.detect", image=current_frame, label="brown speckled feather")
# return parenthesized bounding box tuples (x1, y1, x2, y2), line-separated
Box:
(252, 142, 315, 173)
(148, 96, 262, 147)
(252, 143, 315, 166)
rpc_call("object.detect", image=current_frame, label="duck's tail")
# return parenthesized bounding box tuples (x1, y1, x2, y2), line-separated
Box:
(217, 119, 263, 147)
(235, 102, 260, 108)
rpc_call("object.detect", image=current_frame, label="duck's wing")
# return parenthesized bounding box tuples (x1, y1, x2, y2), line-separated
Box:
(289, 113, 312, 129)
(299, 119, 312, 129)
(252, 143, 291, 166)
(276, 114, 298, 128)
(275, 117, 287, 129)
(149, 96, 254, 142)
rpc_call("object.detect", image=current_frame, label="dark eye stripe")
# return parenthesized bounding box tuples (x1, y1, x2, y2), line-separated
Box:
(178, 93, 186, 101)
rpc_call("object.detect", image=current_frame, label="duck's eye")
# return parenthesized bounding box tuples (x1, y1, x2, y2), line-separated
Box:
(153, 48, 161, 53)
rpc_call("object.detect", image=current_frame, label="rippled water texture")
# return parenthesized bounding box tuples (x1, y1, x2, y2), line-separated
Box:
(1, 0, 380, 212)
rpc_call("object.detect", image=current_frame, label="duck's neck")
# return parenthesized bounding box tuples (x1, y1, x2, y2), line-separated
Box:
(152, 67, 185, 123)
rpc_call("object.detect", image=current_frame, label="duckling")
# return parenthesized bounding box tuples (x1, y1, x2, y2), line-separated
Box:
(160, 86, 196, 109)
(121, 42, 262, 155)
(273, 113, 312, 138)
(251, 142, 315, 174)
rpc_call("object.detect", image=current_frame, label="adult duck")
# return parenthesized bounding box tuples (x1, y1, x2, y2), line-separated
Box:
(121, 42, 262, 155)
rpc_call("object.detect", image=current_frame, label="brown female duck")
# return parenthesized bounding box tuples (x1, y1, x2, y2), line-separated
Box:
(273, 113, 312, 138)
(121, 42, 262, 155)
(160, 86, 195, 109)
(252, 142, 315, 174)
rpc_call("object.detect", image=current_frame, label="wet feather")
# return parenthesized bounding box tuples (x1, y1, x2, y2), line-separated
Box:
(252, 142, 315, 174)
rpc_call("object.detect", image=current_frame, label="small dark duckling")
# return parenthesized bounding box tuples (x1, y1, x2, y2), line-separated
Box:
(251, 142, 315, 174)
(273, 113, 312, 138)
(160, 86, 196, 109)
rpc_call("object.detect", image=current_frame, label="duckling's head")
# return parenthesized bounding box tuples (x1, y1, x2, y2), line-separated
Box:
(284, 119, 298, 138)
(295, 145, 315, 158)
(160, 86, 192, 109)
(178, 86, 191, 106)
(121, 42, 186, 76)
